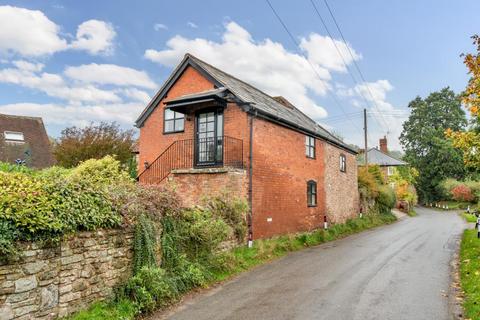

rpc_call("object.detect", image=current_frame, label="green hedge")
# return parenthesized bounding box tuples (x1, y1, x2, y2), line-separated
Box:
(0, 156, 133, 258)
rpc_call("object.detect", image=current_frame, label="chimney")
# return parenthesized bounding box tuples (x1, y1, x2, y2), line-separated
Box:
(379, 136, 388, 153)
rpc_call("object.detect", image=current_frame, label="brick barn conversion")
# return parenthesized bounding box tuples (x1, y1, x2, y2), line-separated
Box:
(136, 54, 359, 239)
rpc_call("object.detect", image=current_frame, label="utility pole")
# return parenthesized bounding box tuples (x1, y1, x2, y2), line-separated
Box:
(364, 108, 368, 166)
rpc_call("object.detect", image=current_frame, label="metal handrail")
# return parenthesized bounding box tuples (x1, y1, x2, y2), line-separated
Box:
(138, 135, 244, 184)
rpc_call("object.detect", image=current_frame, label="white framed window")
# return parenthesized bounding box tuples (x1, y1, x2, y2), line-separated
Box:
(339, 154, 346, 172)
(4, 131, 24, 142)
(387, 166, 395, 176)
(305, 136, 315, 158)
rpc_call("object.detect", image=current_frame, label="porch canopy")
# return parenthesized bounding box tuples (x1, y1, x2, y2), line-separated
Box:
(164, 87, 228, 114)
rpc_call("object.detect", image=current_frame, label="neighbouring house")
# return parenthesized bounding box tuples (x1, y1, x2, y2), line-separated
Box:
(0, 113, 55, 168)
(360, 136, 407, 181)
(135, 54, 359, 239)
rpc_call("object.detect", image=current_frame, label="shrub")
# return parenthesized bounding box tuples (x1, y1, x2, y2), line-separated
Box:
(368, 165, 385, 185)
(124, 267, 178, 313)
(376, 185, 396, 214)
(358, 166, 379, 199)
(205, 194, 249, 242)
(395, 181, 418, 207)
(451, 184, 475, 202)
(0, 156, 129, 257)
(133, 214, 158, 274)
(439, 178, 462, 200)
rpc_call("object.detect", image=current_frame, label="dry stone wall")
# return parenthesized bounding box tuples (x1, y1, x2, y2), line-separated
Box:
(0, 228, 133, 319)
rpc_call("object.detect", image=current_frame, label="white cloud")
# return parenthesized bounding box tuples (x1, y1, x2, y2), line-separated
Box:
(0, 7, 116, 57)
(144, 21, 364, 120)
(187, 22, 198, 29)
(0, 102, 143, 128)
(344, 79, 408, 150)
(300, 33, 361, 73)
(64, 63, 157, 89)
(121, 88, 151, 103)
(12, 60, 45, 72)
(0, 66, 121, 103)
(0, 6, 67, 56)
(154, 23, 168, 31)
(70, 20, 116, 55)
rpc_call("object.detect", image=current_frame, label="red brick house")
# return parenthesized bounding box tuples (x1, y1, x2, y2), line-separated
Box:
(136, 54, 359, 239)
(0, 113, 55, 168)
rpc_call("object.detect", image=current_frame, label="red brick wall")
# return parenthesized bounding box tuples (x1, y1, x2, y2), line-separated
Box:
(138, 66, 215, 173)
(251, 117, 326, 239)
(164, 168, 248, 208)
(138, 64, 360, 240)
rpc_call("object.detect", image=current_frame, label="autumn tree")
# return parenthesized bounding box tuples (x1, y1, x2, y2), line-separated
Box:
(447, 35, 480, 171)
(54, 122, 136, 168)
(400, 88, 467, 202)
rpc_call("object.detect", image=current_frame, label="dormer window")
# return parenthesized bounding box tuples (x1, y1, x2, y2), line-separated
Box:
(4, 131, 24, 143)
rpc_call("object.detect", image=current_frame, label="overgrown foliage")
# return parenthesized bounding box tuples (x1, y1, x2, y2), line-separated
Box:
(358, 164, 396, 214)
(0, 156, 133, 258)
(447, 35, 480, 171)
(400, 88, 467, 202)
(132, 215, 158, 274)
(119, 193, 248, 316)
(438, 178, 480, 204)
(53, 122, 136, 168)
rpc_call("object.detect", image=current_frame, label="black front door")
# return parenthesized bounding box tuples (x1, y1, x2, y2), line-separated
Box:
(195, 109, 223, 166)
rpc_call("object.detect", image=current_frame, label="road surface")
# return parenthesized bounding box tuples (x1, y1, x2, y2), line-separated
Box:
(158, 207, 466, 320)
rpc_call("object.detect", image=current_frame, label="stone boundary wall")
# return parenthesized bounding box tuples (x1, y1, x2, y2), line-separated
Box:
(0, 228, 133, 320)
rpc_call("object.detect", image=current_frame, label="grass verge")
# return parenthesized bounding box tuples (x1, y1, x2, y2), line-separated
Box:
(407, 209, 417, 217)
(460, 229, 480, 320)
(69, 212, 397, 320)
(463, 213, 478, 223)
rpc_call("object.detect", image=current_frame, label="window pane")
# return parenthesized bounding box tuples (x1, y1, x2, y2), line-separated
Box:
(4, 131, 24, 141)
(165, 120, 174, 132)
(175, 119, 184, 131)
(175, 112, 185, 119)
(165, 108, 175, 120)
(217, 114, 223, 136)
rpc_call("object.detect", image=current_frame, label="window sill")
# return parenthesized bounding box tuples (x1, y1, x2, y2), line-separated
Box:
(163, 130, 185, 135)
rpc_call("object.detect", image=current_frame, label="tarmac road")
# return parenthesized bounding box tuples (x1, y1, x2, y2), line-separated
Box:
(158, 207, 466, 320)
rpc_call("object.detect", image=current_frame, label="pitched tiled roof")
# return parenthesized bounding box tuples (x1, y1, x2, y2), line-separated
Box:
(136, 54, 356, 154)
(362, 148, 407, 166)
(0, 113, 55, 168)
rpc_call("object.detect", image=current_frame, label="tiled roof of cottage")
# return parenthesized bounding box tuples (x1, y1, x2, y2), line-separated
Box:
(0, 113, 55, 168)
(360, 148, 407, 166)
(136, 53, 356, 153)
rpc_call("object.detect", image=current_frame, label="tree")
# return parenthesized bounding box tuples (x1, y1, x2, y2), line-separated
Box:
(400, 88, 467, 202)
(446, 35, 480, 171)
(54, 122, 136, 168)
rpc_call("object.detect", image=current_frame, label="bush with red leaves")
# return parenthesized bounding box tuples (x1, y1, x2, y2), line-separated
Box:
(451, 184, 475, 202)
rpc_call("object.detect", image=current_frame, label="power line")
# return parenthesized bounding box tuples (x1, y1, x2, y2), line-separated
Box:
(264, 0, 364, 137)
(309, 0, 390, 133)
(322, 0, 391, 134)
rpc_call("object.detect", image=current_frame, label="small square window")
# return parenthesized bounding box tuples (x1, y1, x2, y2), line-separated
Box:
(4, 131, 24, 142)
(305, 136, 315, 158)
(164, 108, 185, 133)
(340, 154, 346, 172)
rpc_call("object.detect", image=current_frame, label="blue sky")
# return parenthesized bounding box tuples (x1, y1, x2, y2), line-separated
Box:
(0, 0, 478, 150)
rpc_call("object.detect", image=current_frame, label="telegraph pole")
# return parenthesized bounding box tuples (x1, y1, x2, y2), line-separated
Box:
(364, 108, 368, 166)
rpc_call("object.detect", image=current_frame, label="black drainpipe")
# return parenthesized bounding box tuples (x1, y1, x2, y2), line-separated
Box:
(247, 109, 256, 247)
